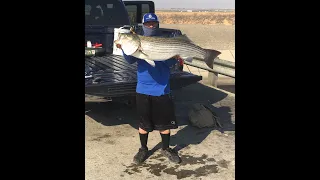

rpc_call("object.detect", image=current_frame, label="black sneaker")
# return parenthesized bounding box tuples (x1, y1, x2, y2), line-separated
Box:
(160, 148, 181, 164)
(133, 147, 149, 164)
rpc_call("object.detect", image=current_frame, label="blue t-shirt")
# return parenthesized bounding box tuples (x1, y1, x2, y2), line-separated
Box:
(122, 51, 177, 96)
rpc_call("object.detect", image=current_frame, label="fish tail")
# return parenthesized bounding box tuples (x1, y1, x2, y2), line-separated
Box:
(203, 49, 221, 69)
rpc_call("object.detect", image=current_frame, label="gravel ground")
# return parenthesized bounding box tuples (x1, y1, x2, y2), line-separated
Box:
(85, 83, 235, 180)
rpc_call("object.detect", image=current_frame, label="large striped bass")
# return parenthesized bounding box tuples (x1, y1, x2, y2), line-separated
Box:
(114, 33, 221, 68)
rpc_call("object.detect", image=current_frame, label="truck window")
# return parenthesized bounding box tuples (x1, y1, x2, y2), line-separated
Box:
(141, 4, 150, 18)
(124, 2, 153, 25)
(126, 5, 137, 25)
(85, 0, 130, 26)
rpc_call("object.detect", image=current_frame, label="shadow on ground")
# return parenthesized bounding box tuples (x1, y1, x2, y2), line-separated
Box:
(86, 82, 235, 153)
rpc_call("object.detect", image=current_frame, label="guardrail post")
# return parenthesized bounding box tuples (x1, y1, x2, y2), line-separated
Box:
(208, 72, 219, 87)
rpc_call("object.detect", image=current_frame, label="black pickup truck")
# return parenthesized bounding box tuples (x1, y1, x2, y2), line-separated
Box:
(85, 0, 202, 103)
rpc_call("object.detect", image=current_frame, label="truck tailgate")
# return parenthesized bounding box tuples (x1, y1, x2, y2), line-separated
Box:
(85, 54, 202, 97)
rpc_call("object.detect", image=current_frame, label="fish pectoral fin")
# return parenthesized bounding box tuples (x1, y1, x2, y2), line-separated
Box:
(139, 48, 149, 57)
(145, 59, 155, 67)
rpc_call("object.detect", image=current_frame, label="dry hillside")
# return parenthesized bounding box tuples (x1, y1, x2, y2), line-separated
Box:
(155, 11, 235, 25)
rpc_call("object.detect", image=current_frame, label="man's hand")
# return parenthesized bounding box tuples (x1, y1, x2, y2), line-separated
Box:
(114, 40, 122, 49)
(173, 55, 181, 60)
(116, 44, 122, 49)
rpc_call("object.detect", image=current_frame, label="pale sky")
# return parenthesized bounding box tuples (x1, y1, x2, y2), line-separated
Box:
(143, 0, 234, 9)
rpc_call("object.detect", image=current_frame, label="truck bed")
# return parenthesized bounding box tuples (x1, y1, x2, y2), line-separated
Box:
(85, 54, 202, 98)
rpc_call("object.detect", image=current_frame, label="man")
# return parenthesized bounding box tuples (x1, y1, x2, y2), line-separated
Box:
(115, 13, 181, 164)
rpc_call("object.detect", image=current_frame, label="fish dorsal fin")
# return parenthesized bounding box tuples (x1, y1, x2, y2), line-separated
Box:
(173, 34, 195, 44)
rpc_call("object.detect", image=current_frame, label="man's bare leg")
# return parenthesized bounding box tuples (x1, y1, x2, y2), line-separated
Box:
(139, 127, 148, 134)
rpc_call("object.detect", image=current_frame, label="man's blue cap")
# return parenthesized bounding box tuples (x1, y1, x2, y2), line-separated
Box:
(142, 13, 159, 23)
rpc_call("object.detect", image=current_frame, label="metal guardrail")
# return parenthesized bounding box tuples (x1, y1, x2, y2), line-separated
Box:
(184, 57, 235, 78)
(214, 58, 235, 69)
(184, 57, 235, 87)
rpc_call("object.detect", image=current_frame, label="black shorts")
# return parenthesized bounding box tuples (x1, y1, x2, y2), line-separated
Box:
(136, 93, 178, 132)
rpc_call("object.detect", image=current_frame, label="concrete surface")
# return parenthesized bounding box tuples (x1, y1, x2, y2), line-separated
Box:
(85, 83, 235, 180)
(218, 50, 235, 62)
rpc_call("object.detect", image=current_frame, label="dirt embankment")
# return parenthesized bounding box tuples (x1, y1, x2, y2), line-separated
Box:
(155, 11, 235, 25)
